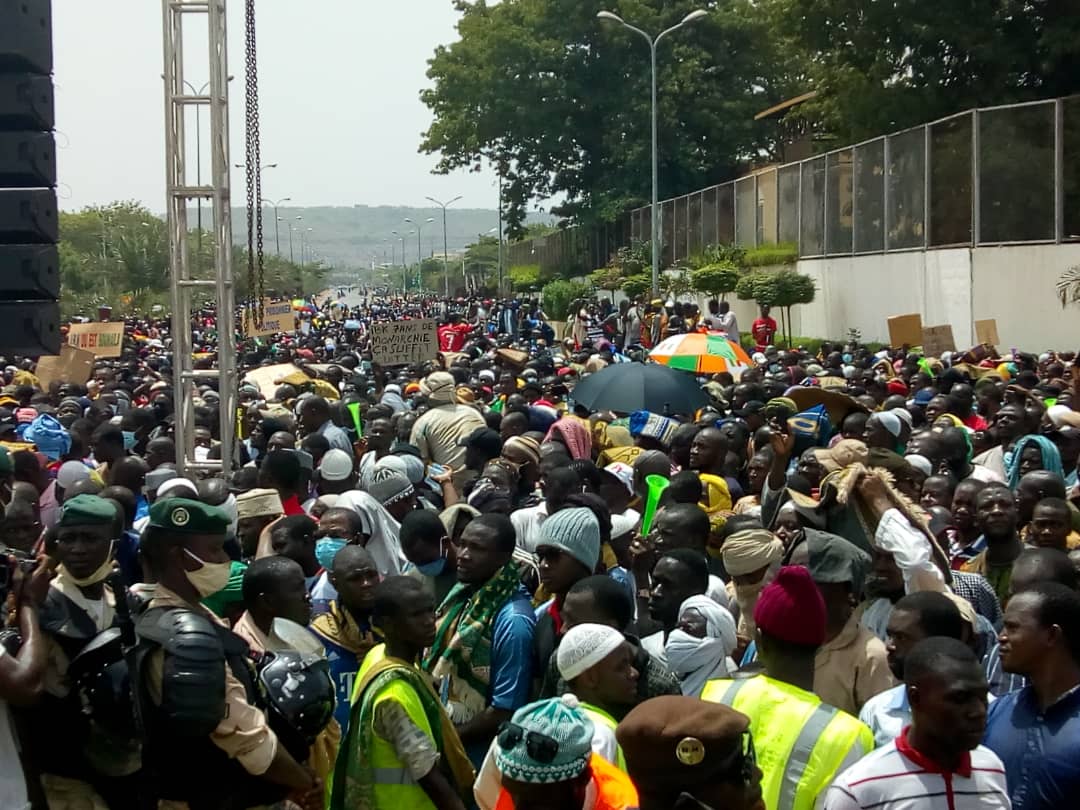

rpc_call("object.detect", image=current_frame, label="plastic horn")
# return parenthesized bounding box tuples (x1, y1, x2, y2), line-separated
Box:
(639, 474, 671, 537)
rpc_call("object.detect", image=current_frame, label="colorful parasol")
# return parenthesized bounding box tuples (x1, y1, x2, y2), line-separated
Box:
(648, 332, 752, 376)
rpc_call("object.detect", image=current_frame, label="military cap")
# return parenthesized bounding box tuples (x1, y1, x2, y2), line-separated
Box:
(58, 494, 118, 527)
(149, 497, 230, 535)
(616, 696, 750, 798)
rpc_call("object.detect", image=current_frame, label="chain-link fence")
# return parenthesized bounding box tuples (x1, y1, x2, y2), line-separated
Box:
(625, 95, 1079, 259)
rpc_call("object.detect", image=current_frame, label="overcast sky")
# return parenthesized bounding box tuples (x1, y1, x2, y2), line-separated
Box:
(54, 0, 500, 213)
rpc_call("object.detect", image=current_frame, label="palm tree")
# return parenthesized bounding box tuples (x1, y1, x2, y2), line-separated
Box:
(1057, 265, 1080, 308)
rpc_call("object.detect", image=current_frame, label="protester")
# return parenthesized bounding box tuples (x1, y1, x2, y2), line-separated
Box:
(482, 694, 638, 810)
(702, 567, 874, 810)
(423, 514, 535, 767)
(983, 582, 1080, 810)
(332, 575, 473, 810)
(664, 594, 738, 696)
(825, 637, 1008, 809)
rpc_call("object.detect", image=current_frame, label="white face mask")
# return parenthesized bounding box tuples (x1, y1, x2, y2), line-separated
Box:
(183, 548, 232, 598)
(61, 539, 117, 587)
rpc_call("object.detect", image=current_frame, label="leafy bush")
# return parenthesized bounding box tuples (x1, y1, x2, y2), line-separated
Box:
(690, 263, 741, 299)
(621, 274, 652, 300)
(509, 264, 542, 292)
(744, 242, 798, 268)
(542, 279, 592, 320)
(589, 266, 624, 300)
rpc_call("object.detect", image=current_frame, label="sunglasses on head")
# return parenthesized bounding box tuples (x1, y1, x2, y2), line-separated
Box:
(497, 721, 560, 764)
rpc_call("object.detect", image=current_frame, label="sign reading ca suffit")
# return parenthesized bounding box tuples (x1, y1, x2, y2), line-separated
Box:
(66, 322, 125, 357)
(369, 319, 438, 366)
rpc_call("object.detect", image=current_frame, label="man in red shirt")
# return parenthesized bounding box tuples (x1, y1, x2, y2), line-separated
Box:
(437, 312, 475, 352)
(751, 305, 778, 351)
(950, 383, 990, 432)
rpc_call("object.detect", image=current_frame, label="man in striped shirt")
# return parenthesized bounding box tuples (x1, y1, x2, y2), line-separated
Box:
(824, 637, 1010, 810)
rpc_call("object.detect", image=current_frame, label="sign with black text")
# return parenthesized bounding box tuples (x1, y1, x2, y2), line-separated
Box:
(369, 319, 438, 366)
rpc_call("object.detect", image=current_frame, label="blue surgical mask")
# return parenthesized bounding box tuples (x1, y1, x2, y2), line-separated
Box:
(415, 540, 447, 577)
(416, 557, 447, 577)
(315, 537, 348, 571)
(122, 430, 137, 451)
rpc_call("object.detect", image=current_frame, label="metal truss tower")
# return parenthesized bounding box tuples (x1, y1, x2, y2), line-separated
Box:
(161, 0, 236, 478)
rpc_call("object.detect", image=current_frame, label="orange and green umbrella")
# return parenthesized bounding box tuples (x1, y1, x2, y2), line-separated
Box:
(648, 332, 752, 376)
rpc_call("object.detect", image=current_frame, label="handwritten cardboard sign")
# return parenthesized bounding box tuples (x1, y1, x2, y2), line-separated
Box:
(974, 319, 1000, 348)
(369, 319, 438, 366)
(36, 344, 96, 388)
(921, 325, 956, 358)
(66, 322, 124, 357)
(887, 314, 923, 349)
(245, 300, 295, 337)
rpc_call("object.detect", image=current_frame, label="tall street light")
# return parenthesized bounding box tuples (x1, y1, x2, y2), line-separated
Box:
(392, 230, 413, 293)
(289, 215, 302, 263)
(425, 195, 463, 298)
(404, 217, 435, 292)
(597, 9, 708, 296)
(261, 197, 291, 255)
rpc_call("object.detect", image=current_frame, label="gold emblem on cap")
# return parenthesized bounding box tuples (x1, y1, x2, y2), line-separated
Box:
(172, 507, 190, 527)
(676, 736, 706, 766)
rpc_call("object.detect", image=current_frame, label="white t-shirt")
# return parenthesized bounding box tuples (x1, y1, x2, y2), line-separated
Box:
(0, 651, 30, 810)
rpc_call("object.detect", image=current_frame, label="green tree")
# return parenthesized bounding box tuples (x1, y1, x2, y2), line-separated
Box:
(767, 0, 1080, 143)
(737, 268, 815, 346)
(690, 263, 741, 300)
(421, 1, 802, 237)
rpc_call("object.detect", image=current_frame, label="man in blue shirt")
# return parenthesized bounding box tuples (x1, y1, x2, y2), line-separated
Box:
(424, 513, 535, 767)
(983, 582, 1080, 810)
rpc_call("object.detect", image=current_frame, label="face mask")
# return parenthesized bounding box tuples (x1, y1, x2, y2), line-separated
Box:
(183, 548, 232, 598)
(734, 579, 767, 620)
(416, 556, 447, 577)
(61, 540, 117, 587)
(122, 430, 137, 451)
(316, 537, 348, 571)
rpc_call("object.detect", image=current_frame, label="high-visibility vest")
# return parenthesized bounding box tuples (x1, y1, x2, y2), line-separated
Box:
(580, 702, 628, 771)
(701, 675, 874, 810)
(364, 673, 439, 810)
(494, 753, 639, 810)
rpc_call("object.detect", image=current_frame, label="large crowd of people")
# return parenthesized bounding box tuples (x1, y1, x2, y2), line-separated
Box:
(0, 287, 1078, 810)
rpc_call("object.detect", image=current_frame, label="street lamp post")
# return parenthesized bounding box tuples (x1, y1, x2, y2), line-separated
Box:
(597, 9, 708, 297)
(404, 217, 435, 292)
(262, 197, 291, 255)
(392, 230, 413, 294)
(425, 196, 463, 298)
(289, 216, 302, 263)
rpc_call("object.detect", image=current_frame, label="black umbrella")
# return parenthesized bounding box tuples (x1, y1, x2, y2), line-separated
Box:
(570, 362, 709, 416)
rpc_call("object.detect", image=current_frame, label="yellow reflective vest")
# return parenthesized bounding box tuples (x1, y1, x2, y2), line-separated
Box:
(701, 675, 874, 810)
(580, 702, 628, 771)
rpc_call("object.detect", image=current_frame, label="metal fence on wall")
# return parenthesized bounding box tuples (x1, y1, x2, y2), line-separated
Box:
(624, 95, 1080, 261)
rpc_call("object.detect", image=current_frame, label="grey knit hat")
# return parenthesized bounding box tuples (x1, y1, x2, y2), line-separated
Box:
(365, 467, 415, 507)
(537, 507, 601, 571)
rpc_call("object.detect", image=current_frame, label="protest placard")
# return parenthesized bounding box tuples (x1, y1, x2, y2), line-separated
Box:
(887, 314, 923, 349)
(369, 319, 438, 366)
(36, 344, 96, 388)
(66, 322, 124, 357)
(921, 325, 956, 358)
(245, 300, 295, 337)
(975, 319, 1000, 348)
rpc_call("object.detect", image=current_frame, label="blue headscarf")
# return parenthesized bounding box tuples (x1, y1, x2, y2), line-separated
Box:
(1005, 434, 1064, 489)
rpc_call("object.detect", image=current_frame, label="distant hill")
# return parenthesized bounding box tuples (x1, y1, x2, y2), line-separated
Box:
(221, 204, 548, 272)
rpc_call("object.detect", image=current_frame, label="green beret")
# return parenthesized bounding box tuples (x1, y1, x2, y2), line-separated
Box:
(149, 497, 230, 535)
(59, 493, 118, 527)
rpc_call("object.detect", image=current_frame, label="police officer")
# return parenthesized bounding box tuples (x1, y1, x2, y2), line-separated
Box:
(22, 494, 131, 809)
(135, 497, 322, 810)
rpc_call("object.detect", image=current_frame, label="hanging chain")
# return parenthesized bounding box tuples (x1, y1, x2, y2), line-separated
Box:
(244, 0, 265, 327)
